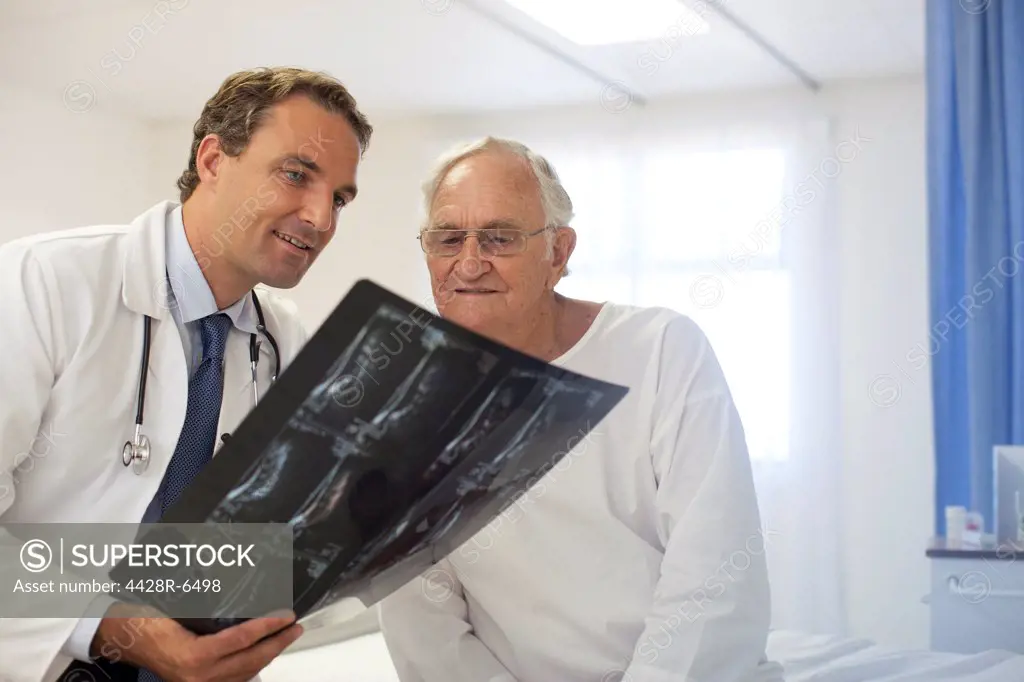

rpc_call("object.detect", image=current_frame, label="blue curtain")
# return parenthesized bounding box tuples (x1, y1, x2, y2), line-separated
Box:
(927, 0, 1024, 536)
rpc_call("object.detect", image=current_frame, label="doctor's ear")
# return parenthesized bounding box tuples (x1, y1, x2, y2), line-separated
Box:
(194, 134, 230, 188)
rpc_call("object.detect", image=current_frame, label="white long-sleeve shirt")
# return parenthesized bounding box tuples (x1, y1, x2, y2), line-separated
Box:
(379, 303, 786, 682)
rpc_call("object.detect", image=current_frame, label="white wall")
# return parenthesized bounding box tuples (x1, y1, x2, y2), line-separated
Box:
(0, 84, 161, 240)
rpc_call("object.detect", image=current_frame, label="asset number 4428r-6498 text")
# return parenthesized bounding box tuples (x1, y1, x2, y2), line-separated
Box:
(121, 578, 222, 593)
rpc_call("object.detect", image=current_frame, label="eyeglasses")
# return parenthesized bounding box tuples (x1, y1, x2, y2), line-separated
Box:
(418, 226, 551, 257)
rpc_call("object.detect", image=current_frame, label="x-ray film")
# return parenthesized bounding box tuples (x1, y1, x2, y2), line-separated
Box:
(157, 279, 628, 633)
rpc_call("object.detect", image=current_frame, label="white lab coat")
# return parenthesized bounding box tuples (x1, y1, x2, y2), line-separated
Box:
(0, 201, 309, 682)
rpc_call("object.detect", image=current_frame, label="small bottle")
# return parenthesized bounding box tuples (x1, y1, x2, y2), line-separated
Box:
(1016, 491, 1024, 546)
(946, 505, 967, 547)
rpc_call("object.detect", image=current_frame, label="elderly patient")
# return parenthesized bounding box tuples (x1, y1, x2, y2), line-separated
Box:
(378, 137, 784, 682)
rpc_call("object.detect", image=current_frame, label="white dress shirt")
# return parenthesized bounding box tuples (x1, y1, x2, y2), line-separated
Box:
(62, 205, 260, 661)
(379, 303, 785, 682)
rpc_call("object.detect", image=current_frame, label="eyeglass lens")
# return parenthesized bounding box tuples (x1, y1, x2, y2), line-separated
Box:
(422, 229, 523, 255)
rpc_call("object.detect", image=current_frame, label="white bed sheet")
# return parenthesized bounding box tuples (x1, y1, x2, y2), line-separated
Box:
(261, 629, 1024, 682)
(763, 630, 1024, 682)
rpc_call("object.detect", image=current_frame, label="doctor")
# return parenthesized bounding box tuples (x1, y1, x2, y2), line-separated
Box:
(0, 67, 372, 682)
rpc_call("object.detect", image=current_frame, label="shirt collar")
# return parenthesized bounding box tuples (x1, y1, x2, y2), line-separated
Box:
(165, 205, 259, 334)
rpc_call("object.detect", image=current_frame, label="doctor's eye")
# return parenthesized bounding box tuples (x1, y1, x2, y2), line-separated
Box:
(281, 169, 307, 184)
(333, 193, 348, 209)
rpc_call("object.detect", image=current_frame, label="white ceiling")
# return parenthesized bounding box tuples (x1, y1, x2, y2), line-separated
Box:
(0, 0, 924, 122)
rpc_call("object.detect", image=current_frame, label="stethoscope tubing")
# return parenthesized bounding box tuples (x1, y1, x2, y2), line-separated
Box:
(123, 290, 279, 474)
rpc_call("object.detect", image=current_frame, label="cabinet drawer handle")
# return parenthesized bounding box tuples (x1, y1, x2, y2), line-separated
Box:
(947, 574, 1024, 601)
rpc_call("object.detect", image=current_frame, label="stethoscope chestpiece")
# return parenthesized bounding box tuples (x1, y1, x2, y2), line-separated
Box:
(122, 432, 151, 475)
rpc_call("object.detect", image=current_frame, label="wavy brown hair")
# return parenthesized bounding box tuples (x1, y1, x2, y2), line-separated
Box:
(176, 67, 373, 203)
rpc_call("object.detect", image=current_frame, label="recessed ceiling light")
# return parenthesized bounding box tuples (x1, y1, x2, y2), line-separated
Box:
(502, 0, 710, 46)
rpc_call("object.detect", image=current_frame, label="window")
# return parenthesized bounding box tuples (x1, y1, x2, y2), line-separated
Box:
(553, 145, 791, 462)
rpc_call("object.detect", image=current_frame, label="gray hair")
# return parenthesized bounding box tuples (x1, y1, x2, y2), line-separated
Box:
(420, 136, 574, 274)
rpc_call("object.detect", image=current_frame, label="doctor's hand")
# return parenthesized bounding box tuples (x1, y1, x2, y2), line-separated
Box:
(91, 603, 303, 682)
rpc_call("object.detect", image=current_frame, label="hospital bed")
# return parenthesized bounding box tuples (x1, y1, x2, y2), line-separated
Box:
(261, 626, 1024, 682)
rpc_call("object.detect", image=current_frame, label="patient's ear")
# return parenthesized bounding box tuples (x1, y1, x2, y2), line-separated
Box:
(549, 226, 576, 284)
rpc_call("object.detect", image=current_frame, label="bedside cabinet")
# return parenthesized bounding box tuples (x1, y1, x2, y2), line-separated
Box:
(927, 537, 1024, 655)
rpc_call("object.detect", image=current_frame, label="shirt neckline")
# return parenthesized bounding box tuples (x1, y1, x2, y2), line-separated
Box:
(551, 301, 612, 366)
(165, 204, 258, 334)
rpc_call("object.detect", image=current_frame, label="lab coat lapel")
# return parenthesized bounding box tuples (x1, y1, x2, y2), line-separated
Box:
(121, 200, 180, 321)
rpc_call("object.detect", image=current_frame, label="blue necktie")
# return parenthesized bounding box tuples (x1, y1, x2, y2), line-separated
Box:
(142, 313, 233, 522)
(138, 313, 231, 682)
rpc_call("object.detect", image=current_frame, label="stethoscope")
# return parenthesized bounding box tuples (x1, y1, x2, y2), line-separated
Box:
(122, 291, 281, 474)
